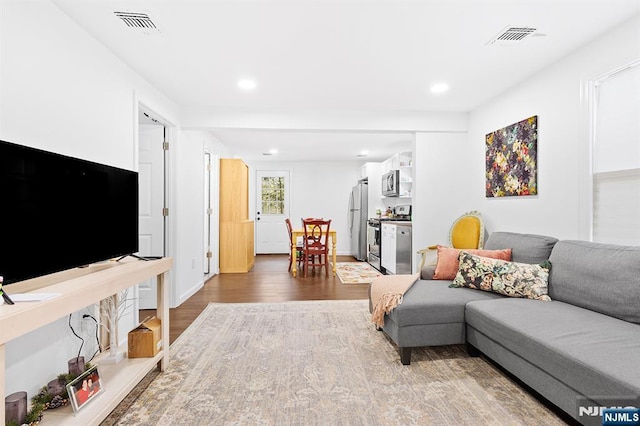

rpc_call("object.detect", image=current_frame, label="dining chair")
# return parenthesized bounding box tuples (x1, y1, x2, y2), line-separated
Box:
(285, 218, 305, 272)
(301, 218, 332, 277)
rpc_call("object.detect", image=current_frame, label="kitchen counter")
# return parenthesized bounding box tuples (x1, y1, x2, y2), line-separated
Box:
(379, 220, 412, 226)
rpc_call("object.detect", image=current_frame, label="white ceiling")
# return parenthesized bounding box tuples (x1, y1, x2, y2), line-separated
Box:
(53, 0, 640, 161)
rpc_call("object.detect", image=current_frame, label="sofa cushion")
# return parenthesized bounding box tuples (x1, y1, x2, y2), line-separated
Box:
(432, 246, 512, 280)
(386, 280, 503, 327)
(465, 298, 640, 399)
(451, 252, 551, 301)
(548, 240, 640, 324)
(484, 232, 558, 264)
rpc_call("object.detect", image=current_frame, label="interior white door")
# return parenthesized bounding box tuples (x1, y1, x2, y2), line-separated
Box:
(203, 151, 212, 275)
(138, 124, 165, 309)
(255, 170, 290, 254)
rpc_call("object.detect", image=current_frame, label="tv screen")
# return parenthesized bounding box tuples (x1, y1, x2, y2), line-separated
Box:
(0, 139, 139, 284)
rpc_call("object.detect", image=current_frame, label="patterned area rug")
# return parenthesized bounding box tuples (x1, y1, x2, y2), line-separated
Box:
(103, 300, 565, 425)
(334, 262, 383, 284)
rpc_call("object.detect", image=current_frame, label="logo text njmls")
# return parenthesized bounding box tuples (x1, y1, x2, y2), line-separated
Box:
(602, 408, 640, 426)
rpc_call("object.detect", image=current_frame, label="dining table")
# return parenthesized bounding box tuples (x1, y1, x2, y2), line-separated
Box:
(290, 229, 337, 277)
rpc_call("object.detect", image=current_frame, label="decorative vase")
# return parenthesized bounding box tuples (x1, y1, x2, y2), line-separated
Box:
(68, 356, 86, 376)
(48, 378, 65, 396)
(5, 391, 27, 425)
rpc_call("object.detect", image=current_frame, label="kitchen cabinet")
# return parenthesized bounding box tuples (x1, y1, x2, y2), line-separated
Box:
(220, 159, 255, 273)
(360, 162, 383, 217)
(381, 223, 397, 273)
(381, 222, 412, 275)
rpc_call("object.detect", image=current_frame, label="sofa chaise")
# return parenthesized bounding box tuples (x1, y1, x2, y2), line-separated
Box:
(369, 231, 640, 423)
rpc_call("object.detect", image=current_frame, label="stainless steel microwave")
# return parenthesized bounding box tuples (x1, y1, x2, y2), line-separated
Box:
(382, 170, 400, 197)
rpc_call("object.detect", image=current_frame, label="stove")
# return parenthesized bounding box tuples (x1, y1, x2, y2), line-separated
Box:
(367, 205, 411, 272)
(368, 205, 412, 225)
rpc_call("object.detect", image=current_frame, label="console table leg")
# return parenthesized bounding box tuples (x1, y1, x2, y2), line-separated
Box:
(1, 344, 5, 425)
(156, 272, 169, 371)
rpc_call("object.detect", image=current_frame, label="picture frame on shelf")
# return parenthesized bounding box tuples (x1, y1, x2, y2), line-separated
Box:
(66, 365, 104, 414)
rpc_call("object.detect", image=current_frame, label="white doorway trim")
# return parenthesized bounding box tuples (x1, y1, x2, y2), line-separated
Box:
(134, 97, 176, 309)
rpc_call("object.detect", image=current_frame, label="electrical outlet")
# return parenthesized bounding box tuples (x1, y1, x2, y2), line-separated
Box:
(80, 314, 91, 332)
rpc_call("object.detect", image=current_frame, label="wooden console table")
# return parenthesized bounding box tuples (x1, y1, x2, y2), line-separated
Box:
(0, 257, 173, 425)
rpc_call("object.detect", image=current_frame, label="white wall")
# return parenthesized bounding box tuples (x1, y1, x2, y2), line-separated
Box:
(410, 14, 640, 266)
(174, 130, 232, 304)
(412, 132, 473, 266)
(248, 161, 363, 255)
(0, 0, 181, 398)
(467, 14, 640, 241)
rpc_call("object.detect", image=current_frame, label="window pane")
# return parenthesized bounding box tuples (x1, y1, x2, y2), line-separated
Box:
(594, 67, 640, 173)
(260, 177, 285, 215)
(592, 63, 640, 244)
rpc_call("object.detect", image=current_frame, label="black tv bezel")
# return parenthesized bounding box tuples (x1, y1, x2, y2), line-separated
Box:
(0, 139, 139, 285)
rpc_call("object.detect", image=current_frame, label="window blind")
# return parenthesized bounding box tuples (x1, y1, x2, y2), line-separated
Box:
(593, 169, 640, 244)
(592, 63, 640, 245)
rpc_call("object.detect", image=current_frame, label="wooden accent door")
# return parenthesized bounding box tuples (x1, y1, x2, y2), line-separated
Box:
(219, 159, 255, 273)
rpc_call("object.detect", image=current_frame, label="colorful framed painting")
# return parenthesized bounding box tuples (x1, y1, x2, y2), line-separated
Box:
(485, 115, 538, 197)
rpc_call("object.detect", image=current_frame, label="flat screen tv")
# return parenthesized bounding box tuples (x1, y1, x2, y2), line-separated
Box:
(0, 139, 139, 285)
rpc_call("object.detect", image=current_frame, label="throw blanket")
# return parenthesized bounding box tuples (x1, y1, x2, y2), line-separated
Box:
(370, 272, 420, 328)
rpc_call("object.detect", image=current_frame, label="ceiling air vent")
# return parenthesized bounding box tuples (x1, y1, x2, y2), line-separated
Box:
(114, 11, 159, 32)
(486, 26, 537, 45)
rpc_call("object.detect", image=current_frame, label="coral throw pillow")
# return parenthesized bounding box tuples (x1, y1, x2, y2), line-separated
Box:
(433, 246, 512, 280)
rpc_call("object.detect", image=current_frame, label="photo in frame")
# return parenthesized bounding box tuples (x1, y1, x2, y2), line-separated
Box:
(485, 115, 538, 197)
(66, 365, 104, 414)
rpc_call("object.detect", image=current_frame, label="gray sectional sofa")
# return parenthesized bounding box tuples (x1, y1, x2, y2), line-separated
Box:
(369, 231, 640, 423)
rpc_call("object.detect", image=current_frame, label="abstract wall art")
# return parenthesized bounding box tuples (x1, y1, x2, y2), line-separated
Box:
(485, 115, 538, 197)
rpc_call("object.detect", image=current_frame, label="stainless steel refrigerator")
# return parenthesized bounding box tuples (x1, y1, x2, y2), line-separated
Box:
(349, 180, 368, 261)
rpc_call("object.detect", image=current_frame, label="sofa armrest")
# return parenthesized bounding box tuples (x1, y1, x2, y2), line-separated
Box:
(420, 265, 436, 280)
(417, 246, 438, 273)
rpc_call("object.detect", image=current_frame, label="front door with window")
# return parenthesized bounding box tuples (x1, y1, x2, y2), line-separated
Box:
(255, 170, 290, 254)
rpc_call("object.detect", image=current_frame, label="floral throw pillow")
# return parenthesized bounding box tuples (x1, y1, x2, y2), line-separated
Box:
(451, 252, 552, 301)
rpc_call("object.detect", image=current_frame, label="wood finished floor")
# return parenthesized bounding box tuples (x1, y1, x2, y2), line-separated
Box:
(142, 254, 368, 344)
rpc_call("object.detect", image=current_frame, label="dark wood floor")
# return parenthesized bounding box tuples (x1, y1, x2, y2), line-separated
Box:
(142, 254, 368, 344)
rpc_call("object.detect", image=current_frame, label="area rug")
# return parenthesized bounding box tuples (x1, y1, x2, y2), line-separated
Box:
(334, 262, 383, 284)
(103, 300, 565, 425)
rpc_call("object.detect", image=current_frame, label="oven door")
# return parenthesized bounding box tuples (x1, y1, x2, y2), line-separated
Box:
(367, 223, 381, 271)
(367, 224, 380, 257)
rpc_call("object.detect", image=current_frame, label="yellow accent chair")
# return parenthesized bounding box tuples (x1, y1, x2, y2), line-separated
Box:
(417, 211, 485, 272)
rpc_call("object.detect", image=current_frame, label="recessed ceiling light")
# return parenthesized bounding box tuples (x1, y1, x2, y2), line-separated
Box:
(269, 149, 278, 155)
(237, 79, 256, 90)
(357, 150, 369, 157)
(430, 83, 449, 94)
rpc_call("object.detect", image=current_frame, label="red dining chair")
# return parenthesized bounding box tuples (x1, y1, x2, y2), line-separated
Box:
(285, 218, 305, 272)
(301, 218, 332, 277)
